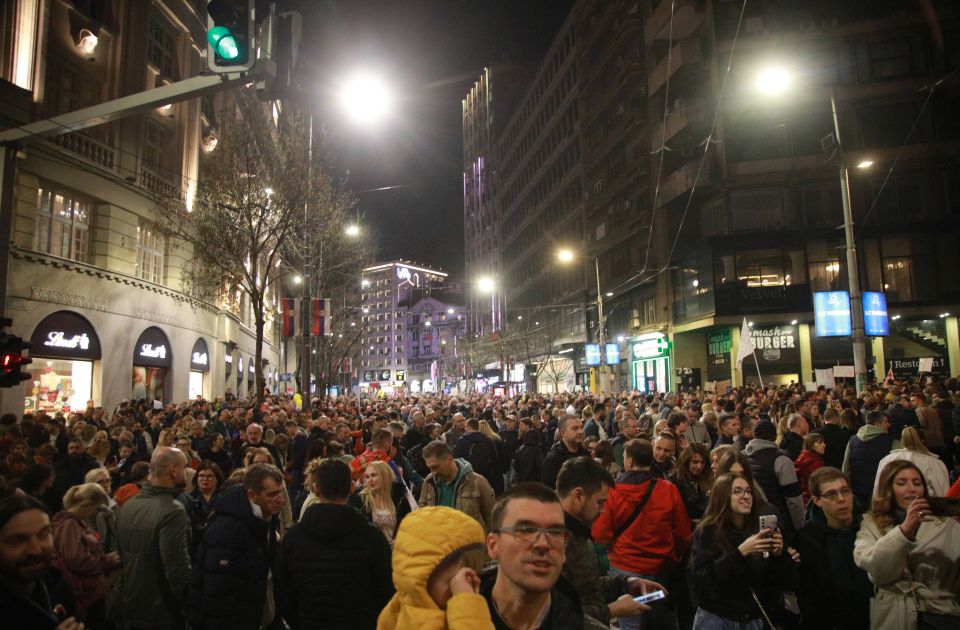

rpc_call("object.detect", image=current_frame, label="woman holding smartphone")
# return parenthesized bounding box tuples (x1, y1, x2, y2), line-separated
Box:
(854, 460, 960, 629)
(689, 473, 799, 629)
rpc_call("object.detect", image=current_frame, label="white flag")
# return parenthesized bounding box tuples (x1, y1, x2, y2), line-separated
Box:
(736, 318, 754, 370)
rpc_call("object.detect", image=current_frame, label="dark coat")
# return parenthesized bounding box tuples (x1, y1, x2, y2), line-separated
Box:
(812, 423, 852, 469)
(689, 524, 798, 623)
(512, 444, 545, 484)
(277, 503, 393, 630)
(779, 432, 804, 461)
(51, 454, 98, 511)
(886, 403, 918, 442)
(0, 570, 77, 630)
(187, 485, 278, 630)
(796, 504, 871, 630)
(561, 510, 626, 625)
(481, 568, 585, 630)
(541, 441, 590, 489)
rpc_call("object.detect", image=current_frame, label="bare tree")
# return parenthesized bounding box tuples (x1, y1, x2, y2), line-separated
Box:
(155, 90, 358, 405)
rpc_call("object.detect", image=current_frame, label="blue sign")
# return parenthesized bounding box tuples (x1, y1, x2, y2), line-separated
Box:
(584, 343, 601, 366)
(604, 343, 620, 365)
(862, 292, 889, 336)
(814, 291, 852, 337)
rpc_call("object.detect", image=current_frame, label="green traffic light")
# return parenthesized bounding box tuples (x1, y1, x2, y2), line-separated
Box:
(207, 25, 241, 61)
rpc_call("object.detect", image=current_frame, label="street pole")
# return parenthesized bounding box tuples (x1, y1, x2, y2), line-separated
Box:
(300, 115, 313, 401)
(830, 90, 868, 392)
(595, 257, 606, 395)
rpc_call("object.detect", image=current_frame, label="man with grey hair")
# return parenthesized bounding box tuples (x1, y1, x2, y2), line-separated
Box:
(401, 410, 428, 451)
(188, 463, 285, 629)
(541, 414, 588, 489)
(442, 412, 467, 447)
(114, 447, 191, 629)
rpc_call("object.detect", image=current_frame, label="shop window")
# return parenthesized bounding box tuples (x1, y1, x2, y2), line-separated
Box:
(26, 359, 93, 414)
(736, 249, 787, 287)
(730, 188, 785, 232)
(882, 257, 913, 302)
(136, 224, 166, 284)
(809, 260, 843, 292)
(147, 12, 177, 78)
(34, 187, 91, 263)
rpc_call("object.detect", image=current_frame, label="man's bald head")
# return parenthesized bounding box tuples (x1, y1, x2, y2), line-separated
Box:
(149, 447, 188, 489)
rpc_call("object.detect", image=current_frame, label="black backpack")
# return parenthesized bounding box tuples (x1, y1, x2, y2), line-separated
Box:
(407, 441, 430, 479)
(467, 438, 495, 477)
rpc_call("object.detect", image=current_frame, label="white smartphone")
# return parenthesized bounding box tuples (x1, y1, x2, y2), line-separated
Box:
(633, 590, 667, 605)
(759, 514, 778, 532)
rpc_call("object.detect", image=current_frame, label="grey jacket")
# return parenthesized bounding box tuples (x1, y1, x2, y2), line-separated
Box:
(113, 483, 192, 629)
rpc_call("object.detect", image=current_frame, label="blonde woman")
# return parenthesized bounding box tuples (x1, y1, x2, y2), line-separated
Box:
(348, 460, 411, 545)
(156, 428, 175, 448)
(87, 431, 111, 466)
(873, 427, 950, 497)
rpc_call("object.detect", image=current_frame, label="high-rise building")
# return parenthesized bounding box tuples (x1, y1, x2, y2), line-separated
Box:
(0, 1, 283, 414)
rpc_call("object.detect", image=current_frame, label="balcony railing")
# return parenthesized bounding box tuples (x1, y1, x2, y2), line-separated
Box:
(653, 97, 707, 151)
(648, 38, 703, 96)
(646, 0, 705, 43)
(139, 167, 180, 201)
(49, 132, 117, 172)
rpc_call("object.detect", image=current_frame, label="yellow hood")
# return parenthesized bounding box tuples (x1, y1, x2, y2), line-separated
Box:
(377, 506, 489, 630)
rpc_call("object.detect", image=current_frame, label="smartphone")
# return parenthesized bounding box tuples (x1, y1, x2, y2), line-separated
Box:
(759, 514, 778, 532)
(927, 497, 960, 517)
(633, 590, 667, 605)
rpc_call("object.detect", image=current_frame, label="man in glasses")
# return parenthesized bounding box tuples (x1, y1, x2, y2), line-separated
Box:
(481, 482, 586, 629)
(797, 467, 872, 630)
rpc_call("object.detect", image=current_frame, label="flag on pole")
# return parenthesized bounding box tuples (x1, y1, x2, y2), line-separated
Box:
(736, 318, 754, 370)
(312, 298, 332, 336)
(883, 368, 894, 386)
(281, 298, 299, 337)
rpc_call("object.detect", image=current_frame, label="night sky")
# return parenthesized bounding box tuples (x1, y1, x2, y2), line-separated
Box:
(297, 1, 575, 280)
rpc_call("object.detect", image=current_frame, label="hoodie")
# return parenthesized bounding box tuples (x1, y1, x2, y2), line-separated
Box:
(420, 459, 496, 531)
(743, 439, 805, 535)
(277, 502, 393, 630)
(377, 507, 493, 630)
(842, 424, 893, 504)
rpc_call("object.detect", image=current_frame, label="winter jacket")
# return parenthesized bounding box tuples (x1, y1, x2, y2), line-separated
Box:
(51, 511, 113, 620)
(689, 524, 799, 624)
(886, 403, 919, 442)
(51, 455, 99, 512)
(797, 502, 872, 630)
(916, 405, 946, 449)
(591, 470, 691, 576)
(377, 506, 493, 630)
(872, 449, 950, 497)
(812, 423, 852, 469)
(419, 459, 496, 531)
(511, 444, 544, 484)
(187, 485, 278, 630)
(744, 439, 805, 537)
(667, 473, 710, 521)
(683, 421, 712, 450)
(794, 450, 824, 505)
(854, 513, 960, 630)
(453, 432, 501, 492)
(0, 570, 78, 630)
(113, 483, 192, 629)
(480, 569, 585, 630)
(541, 441, 590, 489)
(779, 431, 804, 460)
(843, 424, 894, 505)
(562, 509, 627, 625)
(278, 502, 393, 630)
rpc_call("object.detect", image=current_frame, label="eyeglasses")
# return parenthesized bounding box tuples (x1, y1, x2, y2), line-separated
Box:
(732, 487, 753, 497)
(495, 524, 569, 548)
(197, 474, 218, 480)
(818, 487, 853, 502)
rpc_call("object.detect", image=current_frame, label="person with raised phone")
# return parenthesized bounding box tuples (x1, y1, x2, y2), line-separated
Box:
(689, 473, 799, 629)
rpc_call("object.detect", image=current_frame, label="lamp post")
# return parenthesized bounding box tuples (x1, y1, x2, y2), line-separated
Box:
(557, 248, 607, 394)
(756, 67, 870, 392)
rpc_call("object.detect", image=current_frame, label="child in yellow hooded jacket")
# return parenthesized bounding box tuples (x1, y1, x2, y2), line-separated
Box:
(377, 506, 494, 630)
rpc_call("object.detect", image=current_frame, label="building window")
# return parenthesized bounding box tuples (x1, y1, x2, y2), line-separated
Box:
(868, 39, 913, 79)
(142, 117, 168, 170)
(882, 257, 913, 302)
(136, 225, 166, 284)
(44, 57, 102, 118)
(34, 187, 91, 262)
(147, 12, 177, 78)
(642, 298, 656, 326)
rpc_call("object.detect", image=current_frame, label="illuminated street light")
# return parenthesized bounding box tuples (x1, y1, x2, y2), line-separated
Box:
(292, 275, 302, 284)
(856, 160, 874, 169)
(447, 308, 454, 314)
(557, 248, 575, 264)
(345, 224, 361, 237)
(338, 72, 392, 126)
(477, 276, 496, 293)
(755, 66, 791, 96)
(361, 279, 370, 288)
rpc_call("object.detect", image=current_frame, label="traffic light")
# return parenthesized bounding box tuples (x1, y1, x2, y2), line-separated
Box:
(206, 0, 256, 73)
(0, 318, 31, 389)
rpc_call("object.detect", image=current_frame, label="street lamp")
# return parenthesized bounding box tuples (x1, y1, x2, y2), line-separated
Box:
(756, 65, 869, 391)
(477, 276, 496, 293)
(557, 248, 607, 394)
(345, 223, 360, 237)
(338, 72, 392, 127)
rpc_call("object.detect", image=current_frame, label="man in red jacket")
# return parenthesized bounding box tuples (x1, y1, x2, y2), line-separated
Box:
(592, 438, 691, 630)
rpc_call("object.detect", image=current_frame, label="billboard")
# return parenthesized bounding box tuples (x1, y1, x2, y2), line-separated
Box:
(584, 343, 601, 366)
(813, 291, 852, 337)
(604, 343, 620, 366)
(862, 291, 889, 336)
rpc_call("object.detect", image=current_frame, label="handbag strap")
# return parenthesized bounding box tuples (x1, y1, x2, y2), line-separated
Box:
(749, 587, 776, 630)
(613, 478, 657, 542)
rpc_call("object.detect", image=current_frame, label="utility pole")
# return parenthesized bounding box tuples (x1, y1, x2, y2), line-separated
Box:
(594, 257, 606, 395)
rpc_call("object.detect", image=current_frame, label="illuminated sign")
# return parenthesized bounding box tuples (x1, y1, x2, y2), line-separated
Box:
(632, 333, 670, 359)
(379, 369, 392, 381)
(604, 343, 620, 365)
(814, 291, 852, 337)
(395, 370, 405, 382)
(191, 352, 208, 366)
(584, 344, 601, 366)
(862, 291, 889, 337)
(44, 331, 90, 350)
(139, 344, 167, 359)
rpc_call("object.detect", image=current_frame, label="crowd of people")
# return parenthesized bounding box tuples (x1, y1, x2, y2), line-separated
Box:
(2, 378, 959, 630)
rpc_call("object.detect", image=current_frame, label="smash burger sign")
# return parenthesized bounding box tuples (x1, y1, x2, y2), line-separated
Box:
(750, 325, 799, 363)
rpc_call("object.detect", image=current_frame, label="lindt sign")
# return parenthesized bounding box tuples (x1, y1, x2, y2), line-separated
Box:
(140, 344, 167, 359)
(43, 331, 91, 350)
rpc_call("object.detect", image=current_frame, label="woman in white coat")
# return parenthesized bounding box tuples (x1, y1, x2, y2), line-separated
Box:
(873, 427, 950, 497)
(854, 460, 960, 630)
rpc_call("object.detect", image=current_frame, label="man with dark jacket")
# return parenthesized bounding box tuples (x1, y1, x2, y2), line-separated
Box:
(541, 414, 589, 489)
(812, 408, 852, 469)
(401, 410, 429, 452)
(557, 457, 663, 626)
(778, 413, 808, 460)
(797, 467, 871, 630)
(481, 482, 586, 630)
(744, 421, 805, 540)
(277, 459, 393, 630)
(885, 395, 919, 442)
(233, 423, 281, 468)
(453, 419, 501, 492)
(188, 463, 285, 630)
(50, 439, 98, 512)
(114, 447, 192, 630)
(843, 410, 894, 506)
